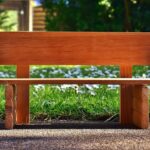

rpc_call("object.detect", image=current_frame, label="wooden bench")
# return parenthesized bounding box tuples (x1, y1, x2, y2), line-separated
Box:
(0, 32, 150, 129)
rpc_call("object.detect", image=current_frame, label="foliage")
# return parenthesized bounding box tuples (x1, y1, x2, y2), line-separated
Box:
(40, 0, 150, 31)
(0, 0, 16, 31)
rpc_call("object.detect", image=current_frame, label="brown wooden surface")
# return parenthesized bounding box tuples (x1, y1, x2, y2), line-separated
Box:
(132, 85, 149, 129)
(12, 85, 16, 125)
(0, 78, 150, 85)
(120, 65, 133, 125)
(1, 32, 150, 128)
(5, 84, 15, 129)
(0, 32, 150, 65)
(16, 65, 29, 125)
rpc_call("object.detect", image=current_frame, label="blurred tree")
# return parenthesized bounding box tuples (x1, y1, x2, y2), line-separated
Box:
(41, 0, 150, 31)
(0, 0, 15, 31)
(130, 0, 150, 31)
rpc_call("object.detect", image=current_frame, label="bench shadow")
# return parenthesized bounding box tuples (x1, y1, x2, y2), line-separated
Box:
(0, 121, 136, 130)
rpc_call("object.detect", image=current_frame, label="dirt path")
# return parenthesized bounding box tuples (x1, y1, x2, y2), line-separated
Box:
(0, 123, 150, 150)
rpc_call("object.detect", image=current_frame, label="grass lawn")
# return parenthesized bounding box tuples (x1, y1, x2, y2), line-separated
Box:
(0, 65, 149, 121)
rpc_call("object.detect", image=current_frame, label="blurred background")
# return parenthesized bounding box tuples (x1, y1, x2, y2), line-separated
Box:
(0, 0, 150, 32)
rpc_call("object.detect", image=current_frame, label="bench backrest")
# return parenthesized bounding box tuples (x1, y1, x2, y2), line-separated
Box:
(0, 32, 150, 66)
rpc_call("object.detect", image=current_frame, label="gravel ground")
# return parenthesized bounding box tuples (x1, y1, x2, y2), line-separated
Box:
(0, 123, 150, 150)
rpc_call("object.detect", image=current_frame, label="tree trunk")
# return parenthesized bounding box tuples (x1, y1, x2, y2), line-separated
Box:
(124, 0, 132, 31)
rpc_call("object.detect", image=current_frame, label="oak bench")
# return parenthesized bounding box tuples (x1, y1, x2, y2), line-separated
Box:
(0, 32, 150, 129)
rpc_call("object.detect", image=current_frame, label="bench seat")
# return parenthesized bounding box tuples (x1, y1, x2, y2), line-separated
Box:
(0, 78, 150, 85)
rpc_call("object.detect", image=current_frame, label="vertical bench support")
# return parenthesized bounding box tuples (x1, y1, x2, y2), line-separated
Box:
(120, 65, 133, 125)
(16, 65, 29, 124)
(120, 65, 149, 128)
(5, 84, 16, 129)
(132, 85, 149, 128)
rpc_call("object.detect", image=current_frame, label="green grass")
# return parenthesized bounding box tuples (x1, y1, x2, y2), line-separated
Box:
(0, 65, 149, 121)
(30, 85, 119, 121)
(30, 65, 120, 121)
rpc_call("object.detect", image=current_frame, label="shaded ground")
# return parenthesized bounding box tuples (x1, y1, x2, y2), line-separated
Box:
(0, 122, 150, 150)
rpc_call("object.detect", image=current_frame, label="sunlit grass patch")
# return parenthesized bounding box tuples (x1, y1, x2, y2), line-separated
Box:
(30, 84, 120, 121)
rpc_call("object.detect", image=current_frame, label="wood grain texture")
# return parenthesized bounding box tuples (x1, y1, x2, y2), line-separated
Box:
(132, 85, 149, 129)
(5, 84, 15, 129)
(0, 78, 150, 85)
(120, 65, 133, 125)
(16, 65, 29, 125)
(0, 32, 150, 65)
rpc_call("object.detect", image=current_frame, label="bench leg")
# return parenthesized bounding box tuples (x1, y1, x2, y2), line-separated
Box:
(16, 85, 29, 125)
(120, 65, 133, 126)
(132, 85, 149, 129)
(120, 84, 133, 125)
(16, 65, 29, 125)
(120, 84, 149, 129)
(5, 84, 16, 129)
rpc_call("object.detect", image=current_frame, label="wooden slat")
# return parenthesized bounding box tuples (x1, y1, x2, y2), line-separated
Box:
(132, 85, 149, 129)
(33, 21, 46, 25)
(16, 65, 29, 125)
(33, 28, 46, 31)
(5, 84, 15, 129)
(32, 6, 45, 31)
(120, 65, 133, 125)
(0, 78, 150, 85)
(34, 7, 44, 12)
(0, 32, 150, 65)
(34, 18, 45, 22)
(34, 10, 45, 13)
(34, 12, 46, 16)
(33, 25, 45, 29)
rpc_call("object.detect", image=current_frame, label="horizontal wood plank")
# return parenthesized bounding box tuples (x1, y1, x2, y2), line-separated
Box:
(0, 32, 150, 65)
(33, 21, 46, 25)
(0, 78, 150, 85)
